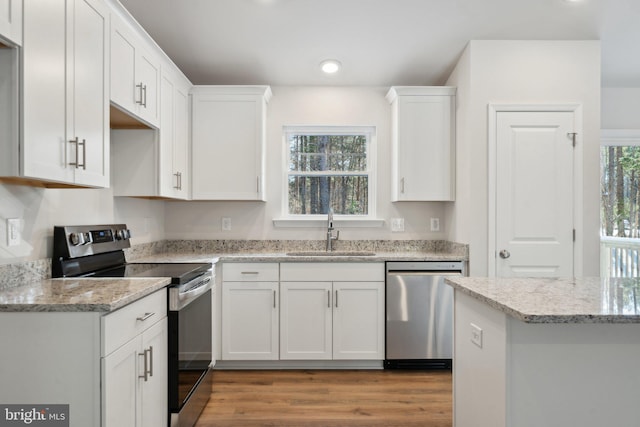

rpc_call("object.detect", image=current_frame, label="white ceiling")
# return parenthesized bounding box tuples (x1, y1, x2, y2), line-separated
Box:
(119, 0, 640, 87)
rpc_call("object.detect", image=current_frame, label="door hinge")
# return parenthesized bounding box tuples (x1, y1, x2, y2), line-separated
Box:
(567, 132, 577, 147)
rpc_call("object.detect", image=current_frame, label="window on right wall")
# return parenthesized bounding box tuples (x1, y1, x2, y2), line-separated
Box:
(284, 126, 376, 218)
(600, 130, 640, 277)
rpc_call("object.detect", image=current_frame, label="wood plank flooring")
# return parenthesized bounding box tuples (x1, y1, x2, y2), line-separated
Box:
(195, 370, 452, 427)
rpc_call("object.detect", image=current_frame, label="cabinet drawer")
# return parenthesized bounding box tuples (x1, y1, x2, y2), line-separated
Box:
(102, 289, 167, 356)
(280, 263, 384, 282)
(223, 263, 279, 281)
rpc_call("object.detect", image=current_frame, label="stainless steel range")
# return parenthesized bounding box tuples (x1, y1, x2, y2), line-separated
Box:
(52, 224, 213, 427)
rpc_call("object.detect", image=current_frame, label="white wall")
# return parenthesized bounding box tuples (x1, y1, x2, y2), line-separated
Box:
(164, 86, 448, 240)
(602, 87, 640, 129)
(446, 40, 601, 276)
(0, 183, 165, 264)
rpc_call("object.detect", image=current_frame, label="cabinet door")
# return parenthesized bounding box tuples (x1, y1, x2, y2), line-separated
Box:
(21, 0, 72, 183)
(0, 0, 22, 46)
(221, 282, 279, 360)
(333, 282, 385, 360)
(159, 71, 175, 196)
(172, 78, 190, 199)
(110, 19, 137, 114)
(140, 318, 168, 427)
(69, 0, 109, 187)
(159, 69, 190, 199)
(102, 337, 140, 427)
(280, 282, 332, 360)
(191, 87, 269, 201)
(136, 48, 160, 127)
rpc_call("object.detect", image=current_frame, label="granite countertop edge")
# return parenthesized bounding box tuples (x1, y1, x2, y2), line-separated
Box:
(132, 250, 467, 263)
(445, 277, 640, 325)
(0, 277, 171, 313)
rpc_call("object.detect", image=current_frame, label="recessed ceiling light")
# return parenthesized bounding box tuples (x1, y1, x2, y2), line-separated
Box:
(320, 59, 341, 74)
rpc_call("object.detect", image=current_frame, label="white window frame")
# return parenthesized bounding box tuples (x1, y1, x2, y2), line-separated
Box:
(273, 125, 383, 228)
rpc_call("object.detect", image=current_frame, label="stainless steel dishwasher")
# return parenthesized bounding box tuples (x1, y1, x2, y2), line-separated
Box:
(385, 261, 465, 369)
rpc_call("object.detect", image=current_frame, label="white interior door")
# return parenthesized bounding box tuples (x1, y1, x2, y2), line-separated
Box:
(495, 111, 575, 277)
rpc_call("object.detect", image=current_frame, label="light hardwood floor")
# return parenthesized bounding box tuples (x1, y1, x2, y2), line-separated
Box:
(195, 370, 452, 427)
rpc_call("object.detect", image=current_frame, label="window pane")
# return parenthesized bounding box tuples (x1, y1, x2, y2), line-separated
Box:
(288, 175, 368, 215)
(601, 145, 640, 238)
(288, 135, 367, 172)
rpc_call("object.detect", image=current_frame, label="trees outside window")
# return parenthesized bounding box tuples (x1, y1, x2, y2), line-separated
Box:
(285, 126, 374, 216)
(601, 145, 640, 238)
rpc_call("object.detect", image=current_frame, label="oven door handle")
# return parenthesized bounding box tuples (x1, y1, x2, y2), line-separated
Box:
(170, 275, 212, 311)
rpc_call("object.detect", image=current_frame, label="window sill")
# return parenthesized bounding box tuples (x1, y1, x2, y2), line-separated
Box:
(272, 217, 386, 228)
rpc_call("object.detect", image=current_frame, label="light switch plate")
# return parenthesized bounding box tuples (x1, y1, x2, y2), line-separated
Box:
(222, 217, 232, 231)
(430, 217, 440, 232)
(7, 218, 20, 247)
(470, 323, 483, 348)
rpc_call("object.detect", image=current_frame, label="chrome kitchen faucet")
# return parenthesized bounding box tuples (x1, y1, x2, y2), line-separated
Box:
(326, 208, 340, 251)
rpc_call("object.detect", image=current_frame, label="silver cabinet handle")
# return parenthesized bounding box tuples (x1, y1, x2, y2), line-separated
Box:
(142, 84, 147, 108)
(136, 312, 155, 321)
(241, 272, 259, 275)
(335, 290, 338, 308)
(401, 177, 405, 194)
(136, 82, 144, 105)
(79, 139, 86, 170)
(273, 290, 277, 308)
(148, 345, 153, 378)
(327, 290, 330, 308)
(138, 346, 153, 381)
(499, 250, 511, 259)
(173, 172, 181, 190)
(178, 172, 182, 190)
(68, 138, 86, 169)
(138, 348, 149, 381)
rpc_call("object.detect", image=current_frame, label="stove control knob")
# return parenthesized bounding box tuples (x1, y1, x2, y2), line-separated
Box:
(69, 233, 85, 246)
(116, 229, 131, 241)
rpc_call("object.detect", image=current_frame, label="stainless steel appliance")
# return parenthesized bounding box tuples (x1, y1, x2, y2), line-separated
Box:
(52, 224, 213, 427)
(385, 261, 464, 369)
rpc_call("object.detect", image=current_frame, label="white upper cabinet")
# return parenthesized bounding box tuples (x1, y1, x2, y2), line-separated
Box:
(0, 0, 22, 45)
(159, 66, 191, 199)
(111, 64, 192, 199)
(110, 14, 160, 128)
(387, 86, 456, 201)
(191, 86, 271, 201)
(10, 0, 109, 187)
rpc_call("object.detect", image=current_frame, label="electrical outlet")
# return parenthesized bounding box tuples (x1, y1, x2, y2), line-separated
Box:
(7, 218, 20, 247)
(222, 217, 232, 231)
(430, 217, 440, 232)
(391, 218, 405, 232)
(470, 323, 483, 348)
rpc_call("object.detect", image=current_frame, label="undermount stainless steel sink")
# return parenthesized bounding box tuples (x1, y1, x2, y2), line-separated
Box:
(285, 251, 376, 257)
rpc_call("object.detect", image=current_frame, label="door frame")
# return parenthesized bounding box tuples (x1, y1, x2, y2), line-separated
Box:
(487, 104, 584, 277)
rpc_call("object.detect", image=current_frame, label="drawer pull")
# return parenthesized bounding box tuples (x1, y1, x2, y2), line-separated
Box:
(241, 271, 259, 275)
(136, 312, 155, 322)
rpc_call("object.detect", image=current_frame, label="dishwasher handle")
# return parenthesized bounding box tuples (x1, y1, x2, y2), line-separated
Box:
(386, 271, 463, 277)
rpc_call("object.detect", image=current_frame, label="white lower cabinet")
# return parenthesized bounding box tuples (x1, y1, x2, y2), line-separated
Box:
(0, 288, 167, 427)
(280, 274, 385, 361)
(220, 262, 385, 363)
(280, 281, 333, 360)
(221, 263, 279, 360)
(102, 289, 168, 427)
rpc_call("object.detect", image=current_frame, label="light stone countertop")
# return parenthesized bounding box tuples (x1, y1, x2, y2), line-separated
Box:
(445, 276, 640, 324)
(130, 250, 466, 264)
(0, 277, 171, 312)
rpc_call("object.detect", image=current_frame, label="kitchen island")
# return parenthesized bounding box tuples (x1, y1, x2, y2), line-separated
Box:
(445, 276, 640, 427)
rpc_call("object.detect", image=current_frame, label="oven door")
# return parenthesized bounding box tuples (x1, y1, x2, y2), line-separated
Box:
(168, 273, 213, 425)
